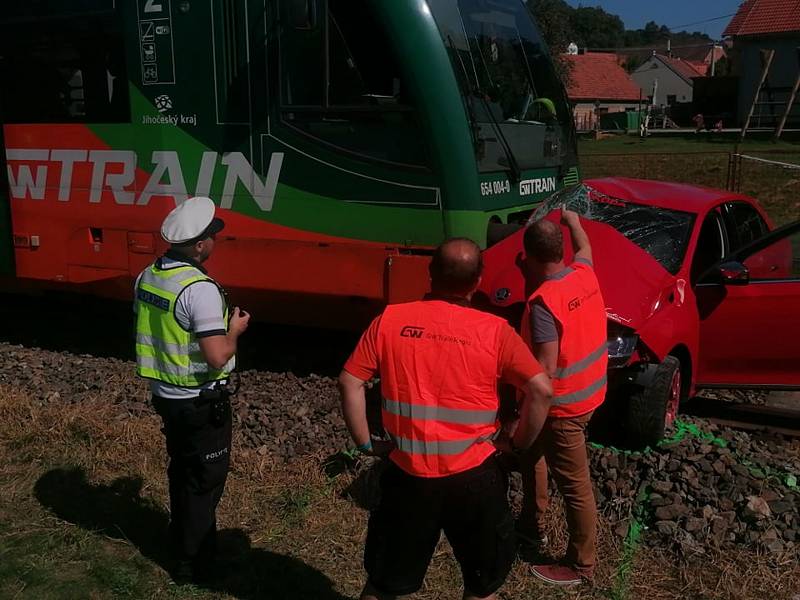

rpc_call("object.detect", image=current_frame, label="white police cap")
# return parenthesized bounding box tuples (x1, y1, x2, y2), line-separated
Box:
(160, 196, 225, 244)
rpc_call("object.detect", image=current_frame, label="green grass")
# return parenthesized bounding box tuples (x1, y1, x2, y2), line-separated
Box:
(578, 132, 800, 227)
(0, 511, 182, 599)
(578, 131, 800, 155)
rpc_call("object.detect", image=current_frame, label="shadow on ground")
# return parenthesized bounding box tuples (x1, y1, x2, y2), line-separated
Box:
(34, 467, 351, 600)
(0, 291, 357, 376)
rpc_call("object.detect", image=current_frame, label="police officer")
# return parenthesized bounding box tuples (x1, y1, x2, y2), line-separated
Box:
(134, 197, 250, 584)
(339, 238, 553, 600)
(517, 209, 607, 585)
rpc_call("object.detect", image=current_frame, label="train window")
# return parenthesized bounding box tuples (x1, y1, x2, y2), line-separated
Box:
(278, 0, 429, 168)
(428, 0, 575, 172)
(0, 11, 129, 124)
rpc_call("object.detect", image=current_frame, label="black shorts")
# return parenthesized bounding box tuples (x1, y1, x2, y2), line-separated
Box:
(364, 456, 515, 597)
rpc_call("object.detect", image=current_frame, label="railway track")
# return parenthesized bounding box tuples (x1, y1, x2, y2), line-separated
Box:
(683, 397, 800, 438)
(0, 291, 357, 377)
(3, 291, 800, 441)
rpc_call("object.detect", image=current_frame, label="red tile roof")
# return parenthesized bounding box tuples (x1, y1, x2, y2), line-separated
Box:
(656, 54, 705, 82)
(723, 0, 800, 37)
(563, 53, 642, 102)
(687, 60, 710, 76)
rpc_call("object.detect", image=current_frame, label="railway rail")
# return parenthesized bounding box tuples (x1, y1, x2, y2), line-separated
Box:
(3, 291, 800, 442)
(683, 397, 800, 439)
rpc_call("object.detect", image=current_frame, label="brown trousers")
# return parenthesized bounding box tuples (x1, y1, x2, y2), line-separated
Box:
(519, 411, 596, 576)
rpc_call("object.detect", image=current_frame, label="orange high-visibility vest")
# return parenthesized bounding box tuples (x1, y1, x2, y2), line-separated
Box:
(374, 300, 511, 478)
(521, 262, 608, 418)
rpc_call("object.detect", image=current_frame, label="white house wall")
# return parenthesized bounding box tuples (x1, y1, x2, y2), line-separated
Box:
(632, 58, 694, 104)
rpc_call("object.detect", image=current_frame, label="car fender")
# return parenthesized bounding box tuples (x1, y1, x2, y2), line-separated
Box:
(634, 281, 700, 395)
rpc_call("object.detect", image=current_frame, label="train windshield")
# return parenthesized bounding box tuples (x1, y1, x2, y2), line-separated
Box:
(427, 0, 576, 174)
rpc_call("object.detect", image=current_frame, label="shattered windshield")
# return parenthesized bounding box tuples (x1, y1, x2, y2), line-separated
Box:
(529, 185, 696, 274)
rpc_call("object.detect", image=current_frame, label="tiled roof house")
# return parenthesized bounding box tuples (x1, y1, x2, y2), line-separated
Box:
(723, 0, 800, 126)
(562, 52, 641, 130)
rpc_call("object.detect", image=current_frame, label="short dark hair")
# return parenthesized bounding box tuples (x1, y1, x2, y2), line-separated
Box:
(429, 238, 483, 295)
(523, 220, 563, 263)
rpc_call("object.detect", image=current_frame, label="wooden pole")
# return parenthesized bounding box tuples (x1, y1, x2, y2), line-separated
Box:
(773, 48, 800, 141)
(740, 49, 775, 141)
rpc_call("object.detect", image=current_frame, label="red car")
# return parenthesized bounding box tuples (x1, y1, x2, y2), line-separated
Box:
(477, 178, 800, 447)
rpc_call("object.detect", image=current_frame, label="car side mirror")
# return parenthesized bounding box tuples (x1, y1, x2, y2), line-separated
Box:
(719, 261, 749, 285)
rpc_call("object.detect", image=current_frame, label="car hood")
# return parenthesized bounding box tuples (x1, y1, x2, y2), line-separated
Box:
(479, 214, 680, 330)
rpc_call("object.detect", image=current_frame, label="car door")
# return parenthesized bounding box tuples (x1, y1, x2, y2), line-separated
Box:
(695, 221, 800, 388)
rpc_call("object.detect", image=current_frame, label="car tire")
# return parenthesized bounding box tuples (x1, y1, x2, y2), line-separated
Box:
(625, 356, 682, 449)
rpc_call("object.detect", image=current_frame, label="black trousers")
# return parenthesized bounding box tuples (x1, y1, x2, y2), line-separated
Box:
(364, 456, 515, 597)
(153, 394, 232, 568)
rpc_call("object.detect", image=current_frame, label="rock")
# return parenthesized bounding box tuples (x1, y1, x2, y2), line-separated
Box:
(685, 517, 705, 533)
(765, 540, 785, 553)
(651, 480, 673, 494)
(650, 494, 672, 507)
(762, 529, 779, 542)
(744, 496, 772, 520)
(711, 517, 728, 536)
(769, 500, 793, 515)
(614, 522, 630, 539)
(719, 498, 735, 512)
(656, 504, 689, 521)
(655, 520, 677, 535)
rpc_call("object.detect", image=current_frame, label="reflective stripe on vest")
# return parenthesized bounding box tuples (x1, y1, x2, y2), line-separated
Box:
(387, 432, 496, 455)
(382, 397, 497, 426)
(521, 263, 608, 418)
(553, 341, 607, 379)
(135, 263, 233, 387)
(375, 300, 509, 477)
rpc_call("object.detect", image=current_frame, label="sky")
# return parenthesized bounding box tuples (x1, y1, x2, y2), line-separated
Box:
(565, 0, 744, 40)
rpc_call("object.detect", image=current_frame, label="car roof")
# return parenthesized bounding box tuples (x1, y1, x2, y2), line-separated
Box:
(585, 177, 755, 214)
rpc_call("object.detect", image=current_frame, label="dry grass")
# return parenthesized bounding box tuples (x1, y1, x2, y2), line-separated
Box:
(1, 387, 799, 599)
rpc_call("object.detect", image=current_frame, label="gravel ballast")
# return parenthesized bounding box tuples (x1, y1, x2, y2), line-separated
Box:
(2, 342, 798, 557)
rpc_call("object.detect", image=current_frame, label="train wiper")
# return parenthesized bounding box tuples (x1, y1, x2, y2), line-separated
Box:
(445, 35, 521, 184)
(475, 89, 522, 184)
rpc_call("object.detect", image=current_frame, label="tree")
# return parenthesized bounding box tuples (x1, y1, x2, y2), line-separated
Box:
(528, 0, 575, 55)
(528, 0, 575, 84)
(571, 6, 625, 49)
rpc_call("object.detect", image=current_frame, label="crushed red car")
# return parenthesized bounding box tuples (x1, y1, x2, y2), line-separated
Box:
(476, 178, 800, 447)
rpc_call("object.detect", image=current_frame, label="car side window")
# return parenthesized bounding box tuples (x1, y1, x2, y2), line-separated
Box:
(691, 209, 727, 283)
(722, 202, 769, 252)
(742, 228, 800, 281)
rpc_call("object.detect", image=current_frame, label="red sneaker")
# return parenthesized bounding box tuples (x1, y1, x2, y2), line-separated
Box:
(531, 563, 583, 586)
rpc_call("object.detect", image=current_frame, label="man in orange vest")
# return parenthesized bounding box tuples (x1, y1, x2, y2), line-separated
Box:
(339, 238, 553, 600)
(517, 209, 607, 585)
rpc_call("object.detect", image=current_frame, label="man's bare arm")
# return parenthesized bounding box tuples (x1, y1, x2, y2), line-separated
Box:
(198, 307, 250, 369)
(338, 370, 372, 448)
(512, 373, 553, 450)
(562, 209, 592, 264)
(532, 340, 558, 378)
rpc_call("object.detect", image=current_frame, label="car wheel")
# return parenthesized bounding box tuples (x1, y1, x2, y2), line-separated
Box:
(625, 356, 681, 449)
